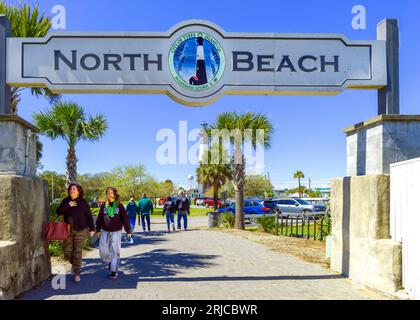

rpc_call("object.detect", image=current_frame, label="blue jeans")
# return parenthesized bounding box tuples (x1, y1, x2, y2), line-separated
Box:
(141, 213, 151, 231)
(128, 216, 136, 233)
(165, 212, 175, 229)
(177, 211, 188, 230)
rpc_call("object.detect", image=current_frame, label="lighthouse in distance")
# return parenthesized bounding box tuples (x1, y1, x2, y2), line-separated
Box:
(189, 36, 208, 86)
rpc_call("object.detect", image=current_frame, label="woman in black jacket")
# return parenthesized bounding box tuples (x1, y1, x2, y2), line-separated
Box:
(56, 183, 95, 282)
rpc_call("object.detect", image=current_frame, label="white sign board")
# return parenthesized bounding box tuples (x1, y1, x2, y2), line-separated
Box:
(6, 20, 387, 106)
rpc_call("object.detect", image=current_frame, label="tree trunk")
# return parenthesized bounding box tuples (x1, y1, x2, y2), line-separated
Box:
(66, 145, 78, 185)
(213, 184, 219, 211)
(232, 144, 245, 230)
(234, 184, 245, 229)
(298, 178, 302, 197)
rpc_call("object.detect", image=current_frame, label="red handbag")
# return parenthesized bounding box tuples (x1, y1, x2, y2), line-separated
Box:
(44, 221, 71, 241)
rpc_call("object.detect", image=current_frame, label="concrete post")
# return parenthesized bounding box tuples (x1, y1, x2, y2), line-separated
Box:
(0, 15, 11, 115)
(377, 19, 400, 115)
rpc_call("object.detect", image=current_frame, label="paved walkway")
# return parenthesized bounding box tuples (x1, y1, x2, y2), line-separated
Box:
(21, 217, 387, 300)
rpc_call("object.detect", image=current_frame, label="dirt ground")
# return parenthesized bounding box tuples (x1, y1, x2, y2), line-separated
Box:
(217, 228, 331, 269)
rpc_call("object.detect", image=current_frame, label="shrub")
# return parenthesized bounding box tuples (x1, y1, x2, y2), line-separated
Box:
(47, 201, 92, 257)
(91, 207, 100, 216)
(256, 215, 276, 233)
(49, 202, 60, 221)
(219, 212, 235, 229)
(48, 240, 65, 258)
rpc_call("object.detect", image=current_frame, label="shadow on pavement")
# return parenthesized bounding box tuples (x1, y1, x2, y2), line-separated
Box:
(137, 274, 345, 282)
(21, 238, 219, 299)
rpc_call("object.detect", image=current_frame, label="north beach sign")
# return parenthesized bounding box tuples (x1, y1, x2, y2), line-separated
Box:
(6, 20, 387, 106)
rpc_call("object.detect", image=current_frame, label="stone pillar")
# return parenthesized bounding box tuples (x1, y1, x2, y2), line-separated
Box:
(330, 175, 402, 294)
(330, 18, 405, 297)
(0, 116, 51, 299)
(0, 175, 51, 299)
(331, 114, 420, 295)
(377, 19, 399, 115)
(0, 115, 39, 177)
(345, 115, 420, 176)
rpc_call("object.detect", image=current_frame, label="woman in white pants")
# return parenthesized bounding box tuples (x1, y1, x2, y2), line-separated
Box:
(96, 187, 131, 279)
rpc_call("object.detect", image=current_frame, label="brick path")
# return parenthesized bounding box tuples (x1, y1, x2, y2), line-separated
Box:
(20, 217, 388, 300)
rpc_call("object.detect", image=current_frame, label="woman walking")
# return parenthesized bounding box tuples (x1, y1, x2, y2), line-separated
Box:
(96, 187, 131, 279)
(56, 183, 95, 283)
(162, 196, 176, 232)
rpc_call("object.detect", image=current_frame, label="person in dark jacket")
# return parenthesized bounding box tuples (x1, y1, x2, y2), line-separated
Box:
(137, 193, 154, 232)
(125, 197, 138, 233)
(56, 183, 95, 283)
(162, 196, 176, 232)
(96, 187, 131, 279)
(175, 190, 190, 230)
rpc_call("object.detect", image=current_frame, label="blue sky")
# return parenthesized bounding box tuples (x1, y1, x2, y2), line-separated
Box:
(11, 0, 420, 189)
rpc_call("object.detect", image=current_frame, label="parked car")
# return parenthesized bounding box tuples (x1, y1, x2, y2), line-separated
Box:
(302, 198, 329, 212)
(203, 198, 223, 208)
(218, 200, 273, 215)
(195, 197, 208, 206)
(273, 198, 315, 216)
(260, 200, 282, 214)
(158, 196, 176, 205)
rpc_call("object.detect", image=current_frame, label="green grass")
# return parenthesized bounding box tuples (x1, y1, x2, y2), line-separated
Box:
(151, 206, 210, 217)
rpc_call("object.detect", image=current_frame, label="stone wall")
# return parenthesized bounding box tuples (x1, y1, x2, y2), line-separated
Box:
(0, 175, 51, 299)
(0, 115, 38, 177)
(330, 174, 402, 294)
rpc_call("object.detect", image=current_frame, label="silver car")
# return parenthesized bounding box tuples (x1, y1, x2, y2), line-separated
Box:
(273, 198, 315, 216)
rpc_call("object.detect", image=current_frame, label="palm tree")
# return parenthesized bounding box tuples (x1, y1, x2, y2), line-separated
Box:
(210, 112, 273, 229)
(293, 171, 305, 197)
(197, 150, 232, 211)
(34, 101, 108, 185)
(1, 2, 58, 114)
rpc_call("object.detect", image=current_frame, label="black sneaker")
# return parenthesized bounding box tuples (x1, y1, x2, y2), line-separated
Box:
(109, 271, 118, 279)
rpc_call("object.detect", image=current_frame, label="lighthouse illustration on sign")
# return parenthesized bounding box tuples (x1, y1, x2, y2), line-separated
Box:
(169, 31, 225, 91)
(189, 36, 208, 86)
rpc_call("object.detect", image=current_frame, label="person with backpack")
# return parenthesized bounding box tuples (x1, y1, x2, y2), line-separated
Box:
(96, 187, 131, 279)
(125, 197, 138, 234)
(137, 193, 154, 232)
(175, 190, 190, 231)
(162, 196, 176, 232)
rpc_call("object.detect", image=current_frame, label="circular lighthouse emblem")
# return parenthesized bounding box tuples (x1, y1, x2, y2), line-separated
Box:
(169, 32, 225, 91)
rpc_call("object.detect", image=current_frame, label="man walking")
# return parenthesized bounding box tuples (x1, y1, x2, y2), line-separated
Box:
(137, 193, 154, 232)
(175, 190, 190, 231)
